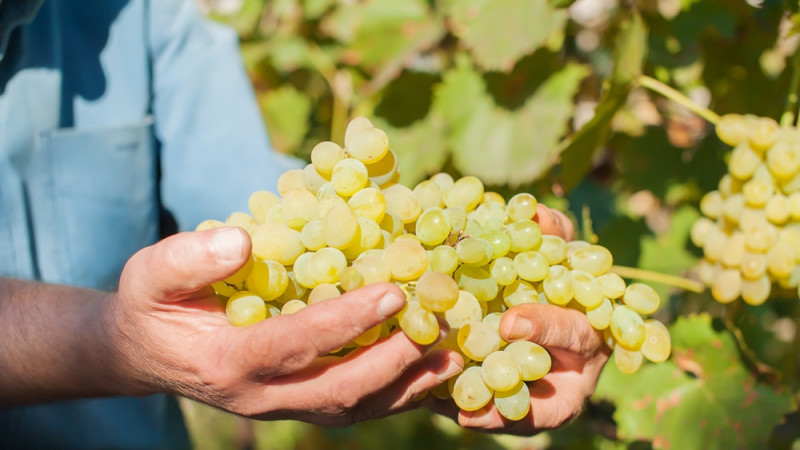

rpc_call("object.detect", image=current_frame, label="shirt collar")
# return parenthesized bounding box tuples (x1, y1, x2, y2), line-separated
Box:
(0, 0, 44, 61)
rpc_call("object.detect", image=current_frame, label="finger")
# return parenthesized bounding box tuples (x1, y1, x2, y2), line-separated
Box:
(533, 204, 574, 241)
(250, 330, 456, 424)
(123, 228, 251, 301)
(235, 283, 407, 375)
(350, 349, 464, 423)
(499, 304, 603, 355)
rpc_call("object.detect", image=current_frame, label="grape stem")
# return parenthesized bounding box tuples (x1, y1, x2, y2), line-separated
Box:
(609, 265, 705, 293)
(638, 75, 721, 125)
(780, 47, 800, 127)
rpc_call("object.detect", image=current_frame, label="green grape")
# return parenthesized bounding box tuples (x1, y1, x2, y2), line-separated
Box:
(277, 168, 305, 196)
(379, 212, 405, 238)
(742, 178, 774, 207)
(749, 116, 778, 150)
(310, 141, 346, 176)
(570, 269, 603, 308)
(430, 172, 455, 192)
(720, 231, 746, 268)
(280, 299, 307, 315)
(383, 240, 429, 281)
(610, 305, 646, 351)
(353, 323, 383, 346)
(339, 266, 364, 292)
(711, 268, 742, 303)
(481, 312, 504, 334)
(728, 143, 761, 180)
(444, 290, 483, 329)
(300, 219, 326, 251)
(765, 194, 789, 225)
(351, 255, 392, 285)
(479, 229, 512, 259)
(505, 219, 543, 253)
(415, 208, 451, 246)
(716, 113, 749, 146)
(690, 217, 714, 248)
(444, 206, 467, 231)
(246, 259, 289, 301)
(365, 150, 399, 187)
(456, 237, 493, 266)
(622, 283, 660, 315)
(398, 300, 440, 345)
(542, 265, 573, 306)
(506, 193, 538, 222)
(347, 187, 386, 224)
(514, 251, 549, 282)
(416, 271, 460, 312)
(741, 275, 771, 306)
(226, 291, 267, 327)
(344, 116, 374, 150)
(322, 202, 359, 250)
(413, 179, 444, 211)
(493, 381, 531, 421)
(383, 184, 422, 224)
(454, 265, 499, 301)
(614, 346, 644, 374)
(457, 322, 502, 361)
(702, 225, 729, 262)
(347, 126, 389, 164)
(443, 175, 484, 212)
(251, 223, 305, 265)
(247, 190, 281, 224)
(597, 272, 626, 299)
(276, 272, 306, 303)
(212, 280, 239, 297)
(766, 140, 800, 180)
(538, 235, 568, 265)
(309, 247, 348, 284)
(740, 251, 767, 279)
(302, 164, 328, 194)
(451, 366, 493, 411)
(502, 280, 539, 308)
(585, 297, 613, 330)
(282, 189, 319, 229)
(699, 191, 723, 219)
(293, 252, 318, 289)
(307, 283, 341, 305)
(490, 257, 518, 286)
(722, 193, 745, 224)
(767, 244, 794, 278)
(641, 320, 671, 363)
(570, 245, 613, 277)
(480, 351, 522, 391)
(195, 219, 225, 231)
(225, 211, 257, 232)
(505, 340, 551, 381)
(332, 158, 369, 197)
(743, 221, 777, 252)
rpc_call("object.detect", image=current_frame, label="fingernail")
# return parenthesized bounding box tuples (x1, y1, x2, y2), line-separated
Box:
(377, 292, 406, 318)
(508, 316, 532, 340)
(211, 228, 247, 262)
(437, 355, 464, 383)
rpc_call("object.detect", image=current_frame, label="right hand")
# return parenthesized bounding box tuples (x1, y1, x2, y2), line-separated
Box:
(102, 228, 464, 425)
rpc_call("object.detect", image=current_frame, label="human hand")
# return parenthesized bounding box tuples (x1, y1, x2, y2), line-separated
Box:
(534, 204, 575, 241)
(101, 227, 463, 426)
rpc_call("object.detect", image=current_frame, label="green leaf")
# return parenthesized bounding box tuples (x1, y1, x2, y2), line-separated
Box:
(556, 13, 647, 192)
(320, 0, 444, 71)
(443, 0, 568, 72)
(434, 59, 588, 186)
(302, 0, 334, 20)
(594, 314, 794, 449)
(373, 114, 449, 187)
(259, 85, 312, 154)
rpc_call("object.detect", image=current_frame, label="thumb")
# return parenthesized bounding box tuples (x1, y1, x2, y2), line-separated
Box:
(122, 227, 252, 302)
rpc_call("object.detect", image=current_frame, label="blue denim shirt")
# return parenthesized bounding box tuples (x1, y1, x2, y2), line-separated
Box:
(0, 0, 300, 447)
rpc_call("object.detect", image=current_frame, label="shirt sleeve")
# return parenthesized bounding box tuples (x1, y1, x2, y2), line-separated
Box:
(147, 0, 302, 231)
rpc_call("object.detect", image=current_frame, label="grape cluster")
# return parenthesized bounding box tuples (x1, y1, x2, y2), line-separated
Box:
(198, 117, 672, 421)
(691, 114, 800, 305)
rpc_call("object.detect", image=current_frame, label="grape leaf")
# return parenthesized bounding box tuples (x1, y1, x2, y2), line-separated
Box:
(443, 0, 568, 72)
(594, 314, 794, 449)
(373, 114, 448, 187)
(433, 58, 588, 186)
(556, 13, 646, 192)
(320, 0, 444, 71)
(259, 85, 312, 154)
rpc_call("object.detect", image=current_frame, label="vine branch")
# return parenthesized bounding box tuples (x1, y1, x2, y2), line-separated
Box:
(638, 75, 721, 125)
(610, 265, 705, 293)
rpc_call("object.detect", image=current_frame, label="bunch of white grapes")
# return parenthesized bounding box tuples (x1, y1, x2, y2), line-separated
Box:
(691, 114, 800, 305)
(198, 117, 672, 421)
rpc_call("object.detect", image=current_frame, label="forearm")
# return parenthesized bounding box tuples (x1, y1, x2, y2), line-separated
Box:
(0, 277, 124, 405)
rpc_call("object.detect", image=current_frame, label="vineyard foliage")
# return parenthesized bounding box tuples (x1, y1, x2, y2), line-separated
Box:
(188, 0, 800, 448)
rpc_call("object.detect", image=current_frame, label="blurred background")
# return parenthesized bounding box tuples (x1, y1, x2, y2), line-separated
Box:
(182, 0, 800, 448)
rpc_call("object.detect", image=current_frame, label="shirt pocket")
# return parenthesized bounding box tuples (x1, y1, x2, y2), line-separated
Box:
(30, 119, 161, 289)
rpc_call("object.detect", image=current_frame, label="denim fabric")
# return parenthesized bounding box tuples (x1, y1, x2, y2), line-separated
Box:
(0, 0, 301, 447)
